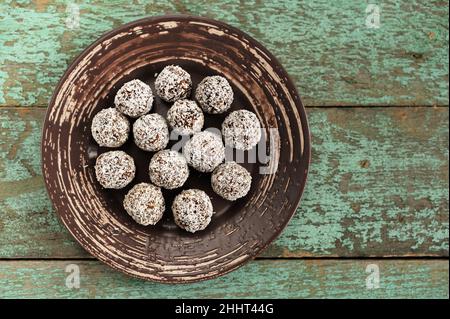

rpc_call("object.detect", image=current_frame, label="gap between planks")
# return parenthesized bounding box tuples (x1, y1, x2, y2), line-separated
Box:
(0, 256, 448, 261)
(0, 105, 449, 109)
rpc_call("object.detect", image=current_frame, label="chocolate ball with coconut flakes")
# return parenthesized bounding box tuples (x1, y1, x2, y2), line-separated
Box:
(195, 75, 233, 114)
(183, 131, 225, 173)
(95, 150, 135, 189)
(91, 108, 130, 148)
(123, 183, 165, 226)
(211, 161, 252, 201)
(167, 99, 204, 135)
(172, 189, 214, 233)
(114, 79, 153, 118)
(222, 110, 261, 150)
(149, 150, 189, 190)
(133, 113, 169, 152)
(155, 65, 192, 102)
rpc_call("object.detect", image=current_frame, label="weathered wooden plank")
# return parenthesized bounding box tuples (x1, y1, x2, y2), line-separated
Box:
(0, 0, 448, 107)
(0, 107, 448, 258)
(0, 259, 447, 298)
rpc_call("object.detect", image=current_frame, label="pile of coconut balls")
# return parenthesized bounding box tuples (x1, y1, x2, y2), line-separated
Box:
(91, 65, 261, 233)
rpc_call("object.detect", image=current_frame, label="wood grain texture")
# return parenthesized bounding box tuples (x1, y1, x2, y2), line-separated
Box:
(0, 107, 448, 258)
(0, 0, 448, 107)
(0, 259, 448, 298)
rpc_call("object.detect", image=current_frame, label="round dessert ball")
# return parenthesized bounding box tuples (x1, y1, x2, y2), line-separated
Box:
(183, 131, 225, 173)
(211, 162, 252, 201)
(195, 76, 233, 114)
(155, 65, 192, 102)
(149, 150, 189, 189)
(95, 150, 135, 189)
(123, 183, 165, 226)
(114, 79, 153, 118)
(91, 108, 130, 147)
(222, 110, 261, 150)
(166, 99, 204, 135)
(133, 113, 169, 152)
(172, 189, 214, 233)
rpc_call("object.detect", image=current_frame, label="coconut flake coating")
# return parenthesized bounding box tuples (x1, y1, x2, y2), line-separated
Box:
(155, 65, 192, 102)
(95, 151, 135, 189)
(195, 76, 233, 114)
(183, 131, 225, 173)
(114, 79, 153, 118)
(123, 183, 165, 226)
(222, 110, 262, 150)
(172, 189, 214, 233)
(133, 113, 169, 152)
(211, 162, 252, 201)
(91, 108, 130, 148)
(167, 99, 204, 135)
(149, 150, 189, 189)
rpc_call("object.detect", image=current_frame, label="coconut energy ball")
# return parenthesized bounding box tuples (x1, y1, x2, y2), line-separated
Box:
(95, 150, 135, 189)
(166, 99, 204, 135)
(211, 162, 252, 201)
(133, 113, 169, 152)
(155, 65, 192, 102)
(195, 76, 233, 114)
(123, 183, 165, 226)
(114, 79, 153, 118)
(183, 131, 225, 173)
(91, 108, 130, 148)
(149, 150, 189, 189)
(222, 110, 261, 150)
(172, 189, 214, 233)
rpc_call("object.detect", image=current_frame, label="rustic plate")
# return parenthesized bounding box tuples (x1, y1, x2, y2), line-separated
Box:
(42, 15, 310, 283)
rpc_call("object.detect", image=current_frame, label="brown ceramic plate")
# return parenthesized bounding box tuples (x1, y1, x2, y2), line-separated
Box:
(42, 15, 310, 283)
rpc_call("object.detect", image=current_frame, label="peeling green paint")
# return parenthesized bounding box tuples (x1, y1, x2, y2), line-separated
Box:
(0, 0, 448, 299)
(0, 107, 448, 258)
(0, 0, 448, 106)
(0, 260, 447, 298)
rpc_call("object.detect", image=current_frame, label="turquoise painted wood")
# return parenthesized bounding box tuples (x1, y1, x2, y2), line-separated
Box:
(0, 107, 448, 258)
(0, 0, 448, 298)
(0, 260, 448, 298)
(0, 0, 448, 107)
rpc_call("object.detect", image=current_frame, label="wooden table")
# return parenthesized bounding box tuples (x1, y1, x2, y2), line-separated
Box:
(0, 1, 448, 298)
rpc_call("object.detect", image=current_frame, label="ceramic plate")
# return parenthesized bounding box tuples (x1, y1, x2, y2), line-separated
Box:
(42, 15, 310, 283)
